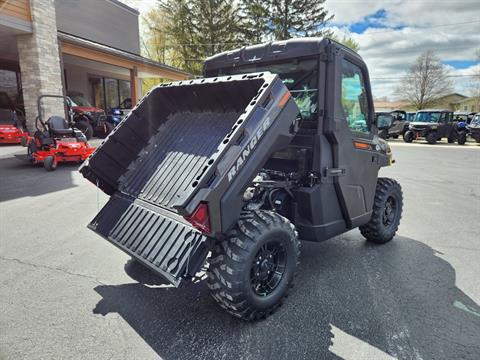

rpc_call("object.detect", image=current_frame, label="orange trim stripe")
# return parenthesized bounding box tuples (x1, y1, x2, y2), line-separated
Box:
(353, 141, 372, 150)
(278, 92, 291, 108)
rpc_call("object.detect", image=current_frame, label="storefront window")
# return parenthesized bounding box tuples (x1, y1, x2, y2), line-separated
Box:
(104, 78, 119, 110)
(88, 77, 131, 111)
(119, 80, 131, 106)
(89, 77, 105, 109)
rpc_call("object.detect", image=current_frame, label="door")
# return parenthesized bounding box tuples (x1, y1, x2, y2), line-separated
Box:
(324, 46, 380, 228)
(440, 112, 453, 138)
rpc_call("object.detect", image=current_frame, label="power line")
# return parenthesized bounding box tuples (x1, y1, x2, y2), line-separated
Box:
(371, 74, 478, 80)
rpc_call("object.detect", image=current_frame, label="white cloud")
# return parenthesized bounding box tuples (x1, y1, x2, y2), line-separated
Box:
(324, 0, 480, 98)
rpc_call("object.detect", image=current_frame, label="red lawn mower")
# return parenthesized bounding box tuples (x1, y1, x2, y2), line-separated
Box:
(0, 108, 29, 144)
(0, 91, 29, 144)
(22, 95, 96, 171)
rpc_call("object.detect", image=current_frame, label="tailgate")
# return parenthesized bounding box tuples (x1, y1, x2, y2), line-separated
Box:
(90, 194, 209, 286)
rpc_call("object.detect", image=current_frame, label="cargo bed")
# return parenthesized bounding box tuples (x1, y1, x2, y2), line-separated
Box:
(81, 73, 299, 285)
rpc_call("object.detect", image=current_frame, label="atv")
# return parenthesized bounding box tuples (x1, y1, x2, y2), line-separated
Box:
(67, 92, 113, 140)
(375, 112, 394, 139)
(22, 95, 95, 171)
(403, 109, 454, 144)
(468, 113, 480, 143)
(107, 98, 132, 127)
(80, 38, 403, 320)
(389, 109, 410, 138)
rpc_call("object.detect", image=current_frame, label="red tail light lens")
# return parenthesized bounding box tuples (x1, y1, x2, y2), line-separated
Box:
(185, 203, 211, 234)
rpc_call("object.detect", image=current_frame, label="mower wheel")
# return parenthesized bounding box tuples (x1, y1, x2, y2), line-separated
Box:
(403, 130, 414, 143)
(426, 132, 437, 144)
(378, 129, 388, 140)
(392, 134, 399, 139)
(457, 132, 466, 145)
(44, 156, 57, 171)
(447, 136, 455, 143)
(207, 210, 300, 321)
(360, 177, 403, 244)
(20, 137, 28, 147)
(75, 121, 93, 140)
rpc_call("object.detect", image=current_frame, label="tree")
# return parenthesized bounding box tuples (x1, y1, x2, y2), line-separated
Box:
(158, 0, 198, 73)
(268, 0, 333, 40)
(189, 0, 242, 59)
(467, 49, 480, 110)
(238, 0, 269, 44)
(395, 51, 454, 110)
(328, 34, 360, 52)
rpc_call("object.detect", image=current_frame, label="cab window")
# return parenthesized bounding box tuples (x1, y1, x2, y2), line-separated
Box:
(341, 59, 370, 134)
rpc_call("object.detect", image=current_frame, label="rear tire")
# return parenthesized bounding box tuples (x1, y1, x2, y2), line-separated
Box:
(207, 210, 300, 321)
(360, 178, 403, 244)
(43, 155, 57, 171)
(403, 130, 414, 143)
(457, 132, 466, 145)
(426, 132, 437, 144)
(74, 121, 93, 140)
(27, 141, 37, 162)
(99, 122, 114, 139)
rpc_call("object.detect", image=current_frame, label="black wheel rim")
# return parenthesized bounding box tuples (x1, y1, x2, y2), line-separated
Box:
(251, 240, 287, 296)
(382, 196, 397, 227)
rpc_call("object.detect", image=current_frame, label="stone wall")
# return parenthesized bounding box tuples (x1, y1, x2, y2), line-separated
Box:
(16, 0, 64, 132)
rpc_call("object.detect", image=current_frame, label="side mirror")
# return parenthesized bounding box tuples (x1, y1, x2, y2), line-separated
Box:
(375, 114, 393, 130)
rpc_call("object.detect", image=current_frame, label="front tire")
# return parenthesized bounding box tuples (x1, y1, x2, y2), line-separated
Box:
(457, 132, 466, 145)
(360, 178, 403, 244)
(207, 210, 300, 321)
(74, 120, 93, 140)
(99, 122, 114, 139)
(43, 155, 57, 171)
(426, 132, 437, 144)
(403, 130, 414, 143)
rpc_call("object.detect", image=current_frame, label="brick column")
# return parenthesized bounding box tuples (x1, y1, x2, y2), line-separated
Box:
(16, 0, 64, 132)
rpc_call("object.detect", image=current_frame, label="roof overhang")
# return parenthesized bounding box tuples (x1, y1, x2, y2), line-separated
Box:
(58, 32, 190, 80)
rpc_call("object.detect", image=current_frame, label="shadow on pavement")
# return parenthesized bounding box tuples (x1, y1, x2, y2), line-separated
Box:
(0, 154, 78, 202)
(93, 236, 480, 360)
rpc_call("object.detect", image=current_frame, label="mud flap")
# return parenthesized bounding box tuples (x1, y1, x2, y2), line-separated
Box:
(89, 194, 210, 286)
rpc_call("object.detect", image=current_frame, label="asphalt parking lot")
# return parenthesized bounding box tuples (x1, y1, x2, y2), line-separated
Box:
(1, 139, 479, 360)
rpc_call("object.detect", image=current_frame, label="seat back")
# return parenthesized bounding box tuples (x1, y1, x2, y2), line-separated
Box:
(47, 116, 69, 131)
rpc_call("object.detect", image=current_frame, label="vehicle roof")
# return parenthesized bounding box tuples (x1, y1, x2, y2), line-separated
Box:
(204, 37, 362, 74)
(417, 109, 452, 113)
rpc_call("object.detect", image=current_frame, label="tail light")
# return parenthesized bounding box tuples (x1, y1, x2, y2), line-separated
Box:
(185, 203, 211, 234)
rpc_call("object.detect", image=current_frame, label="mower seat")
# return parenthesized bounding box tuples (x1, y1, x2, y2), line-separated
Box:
(47, 116, 74, 136)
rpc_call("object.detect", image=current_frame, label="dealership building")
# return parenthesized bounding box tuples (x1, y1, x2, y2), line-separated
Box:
(0, 0, 189, 130)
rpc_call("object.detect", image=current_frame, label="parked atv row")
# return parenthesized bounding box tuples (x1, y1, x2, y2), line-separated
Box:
(403, 109, 469, 145)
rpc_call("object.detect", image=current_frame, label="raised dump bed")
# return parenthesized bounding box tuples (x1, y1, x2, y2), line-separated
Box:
(81, 72, 299, 285)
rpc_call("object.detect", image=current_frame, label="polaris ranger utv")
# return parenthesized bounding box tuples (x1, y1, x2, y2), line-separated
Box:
(404, 109, 454, 144)
(80, 38, 403, 320)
